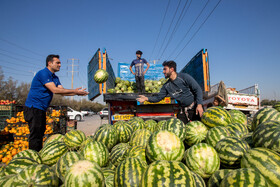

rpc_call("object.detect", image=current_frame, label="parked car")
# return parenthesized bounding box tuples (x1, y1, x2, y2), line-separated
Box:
(81, 110, 89, 116)
(87, 110, 95, 116)
(99, 108, 108, 119)
(67, 107, 84, 121)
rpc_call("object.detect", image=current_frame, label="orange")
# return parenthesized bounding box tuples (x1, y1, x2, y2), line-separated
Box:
(2, 157, 8, 163)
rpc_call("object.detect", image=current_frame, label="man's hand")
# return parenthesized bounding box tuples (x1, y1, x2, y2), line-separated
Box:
(137, 95, 148, 103)
(196, 104, 204, 117)
(75, 87, 89, 96)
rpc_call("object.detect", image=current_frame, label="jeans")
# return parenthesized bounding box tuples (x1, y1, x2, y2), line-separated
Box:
(135, 75, 145, 93)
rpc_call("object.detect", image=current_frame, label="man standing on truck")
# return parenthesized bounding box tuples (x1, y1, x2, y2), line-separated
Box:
(129, 50, 150, 93)
(137, 60, 203, 124)
(24, 54, 89, 152)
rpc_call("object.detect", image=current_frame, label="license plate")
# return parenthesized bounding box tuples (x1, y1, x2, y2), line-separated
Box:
(112, 114, 134, 121)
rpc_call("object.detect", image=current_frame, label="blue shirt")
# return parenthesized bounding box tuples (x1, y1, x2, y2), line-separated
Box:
(25, 67, 61, 111)
(130, 58, 148, 76)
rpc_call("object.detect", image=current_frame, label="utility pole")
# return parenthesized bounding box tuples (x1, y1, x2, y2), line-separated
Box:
(67, 58, 79, 101)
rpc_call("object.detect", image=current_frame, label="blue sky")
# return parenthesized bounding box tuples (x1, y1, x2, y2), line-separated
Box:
(0, 0, 279, 103)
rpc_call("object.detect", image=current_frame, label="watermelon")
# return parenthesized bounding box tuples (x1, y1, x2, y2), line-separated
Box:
(220, 168, 269, 187)
(273, 102, 280, 112)
(4, 157, 38, 176)
(64, 160, 104, 187)
(253, 120, 280, 153)
(156, 120, 166, 131)
(191, 171, 206, 187)
(207, 169, 233, 187)
(103, 160, 116, 171)
(94, 69, 109, 83)
(146, 130, 185, 162)
(79, 136, 94, 151)
(241, 147, 280, 187)
(114, 157, 146, 187)
(130, 129, 152, 147)
(251, 107, 280, 131)
(161, 118, 186, 140)
(113, 121, 133, 143)
(228, 109, 247, 125)
(242, 132, 254, 148)
(0, 175, 16, 186)
(55, 151, 83, 181)
(82, 141, 109, 167)
(215, 137, 250, 168)
(39, 141, 68, 166)
(0, 166, 4, 177)
(129, 120, 146, 132)
(127, 145, 147, 165)
(64, 130, 86, 149)
(110, 143, 131, 167)
(226, 122, 249, 138)
(12, 149, 42, 164)
(205, 126, 231, 148)
(185, 121, 208, 146)
(102, 168, 114, 187)
(141, 160, 195, 186)
(94, 124, 118, 150)
(43, 133, 64, 147)
(144, 119, 157, 132)
(14, 164, 59, 186)
(128, 116, 144, 123)
(184, 143, 220, 178)
(201, 106, 232, 127)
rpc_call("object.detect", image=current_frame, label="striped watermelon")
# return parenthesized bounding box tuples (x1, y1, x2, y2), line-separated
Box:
(43, 133, 64, 147)
(251, 107, 280, 131)
(215, 137, 250, 168)
(79, 136, 94, 151)
(64, 160, 104, 187)
(185, 121, 208, 146)
(128, 116, 144, 123)
(242, 132, 254, 148)
(103, 160, 116, 171)
(144, 119, 157, 132)
(156, 120, 166, 131)
(102, 168, 114, 187)
(64, 130, 86, 149)
(4, 157, 38, 176)
(129, 120, 145, 132)
(0, 175, 16, 186)
(130, 129, 152, 147)
(201, 107, 232, 127)
(110, 143, 131, 167)
(94, 69, 109, 83)
(39, 141, 68, 166)
(94, 124, 118, 150)
(141, 160, 195, 186)
(0, 166, 4, 177)
(161, 118, 186, 141)
(55, 151, 83, 181)
(191, 171, 206, 187)
(82, 141, 109, 167)
(205, 126, 231, 148)
(127, 145, 147, 165)
(207, 169, 233, 187)
(114, 157, 146, 187)
(228, 109, 247, 125)
(226, 122, 249, 138)
(12, 149, 42, 164)
(14, 164, 59, 186)
(184, 143, 220, 178)
(253, 120, 280, 153)
(220, 168, 269, 187)
(241, 147, 280, 187)
(273, 102, 280, 112)
(146, 130, 185, 162)
(114, 121, 133, 143)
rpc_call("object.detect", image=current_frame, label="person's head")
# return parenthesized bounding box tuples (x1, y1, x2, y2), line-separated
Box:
(46, 54, 61, 72)
(162, 60, 177, 78)
(136, 50, 143, 59)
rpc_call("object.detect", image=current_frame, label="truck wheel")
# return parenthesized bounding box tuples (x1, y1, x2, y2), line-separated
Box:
(75, 115, 82, 121)
(100, 116, 103, 119)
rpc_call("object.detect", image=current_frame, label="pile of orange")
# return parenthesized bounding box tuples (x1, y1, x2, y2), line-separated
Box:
(0, 139, 28, 164)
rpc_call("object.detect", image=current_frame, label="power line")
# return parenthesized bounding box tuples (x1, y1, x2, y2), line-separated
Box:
(0, 38, 45, 57)
(149, 0, 171, 60)
(0, 64, 34, 74)
(168, 0, 210, 59)
(174, 0, 222, 60)
(0, 52, 43, 67)
(3, 70, 32, 77)
(0, 48, 42, 61)
(0, 59, 40, 69)
(155, 0, 182, 58)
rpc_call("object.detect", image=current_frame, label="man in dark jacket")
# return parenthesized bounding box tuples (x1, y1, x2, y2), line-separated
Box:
(137, 60, 203, 123)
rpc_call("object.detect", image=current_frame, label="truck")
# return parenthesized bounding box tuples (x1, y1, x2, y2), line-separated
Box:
(87, 48, 260, 124)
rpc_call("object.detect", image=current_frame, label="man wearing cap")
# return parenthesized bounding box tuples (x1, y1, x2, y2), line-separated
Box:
(129, 50, 150, 93)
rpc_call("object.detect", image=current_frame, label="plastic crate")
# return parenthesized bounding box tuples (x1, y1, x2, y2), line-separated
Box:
(66, 120, 77, 132)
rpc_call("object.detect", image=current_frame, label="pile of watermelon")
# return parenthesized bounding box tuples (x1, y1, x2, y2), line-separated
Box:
(1, 106, 280, 186)
(107, 77, 168, 93)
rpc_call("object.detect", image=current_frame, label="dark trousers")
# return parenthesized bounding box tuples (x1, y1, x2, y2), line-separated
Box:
(177, 106, 201, 124)
(135, 75, 145, 93)
(24, 106, 46, 152)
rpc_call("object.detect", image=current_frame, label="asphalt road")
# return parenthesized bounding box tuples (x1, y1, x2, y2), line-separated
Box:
(77, 115, 109, 136)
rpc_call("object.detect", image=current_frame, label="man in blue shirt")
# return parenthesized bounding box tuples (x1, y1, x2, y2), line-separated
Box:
(24, 54, 89, 151)
(129, 50, 150, 93)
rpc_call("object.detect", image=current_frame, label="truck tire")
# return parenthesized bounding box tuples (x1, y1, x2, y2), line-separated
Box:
(75, 115, 82, 121)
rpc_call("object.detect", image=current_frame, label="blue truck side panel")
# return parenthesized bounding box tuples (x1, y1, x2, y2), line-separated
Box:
(88, 49, 101, 100)
(118, 63, 164, 82)
(106, 52, 116, 90)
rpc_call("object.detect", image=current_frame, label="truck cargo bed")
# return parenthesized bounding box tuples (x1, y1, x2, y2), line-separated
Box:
(103, 93, 161, 102)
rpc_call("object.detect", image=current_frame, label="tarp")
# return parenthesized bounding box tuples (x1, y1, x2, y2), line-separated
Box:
(87, 49, 101, 100)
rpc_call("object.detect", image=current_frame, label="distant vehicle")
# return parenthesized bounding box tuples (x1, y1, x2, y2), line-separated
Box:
(87, 110, 95, 116)
(81, 110, 89, 116)
(67, 107, 84, 121)
(99, 108, 108, 119)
